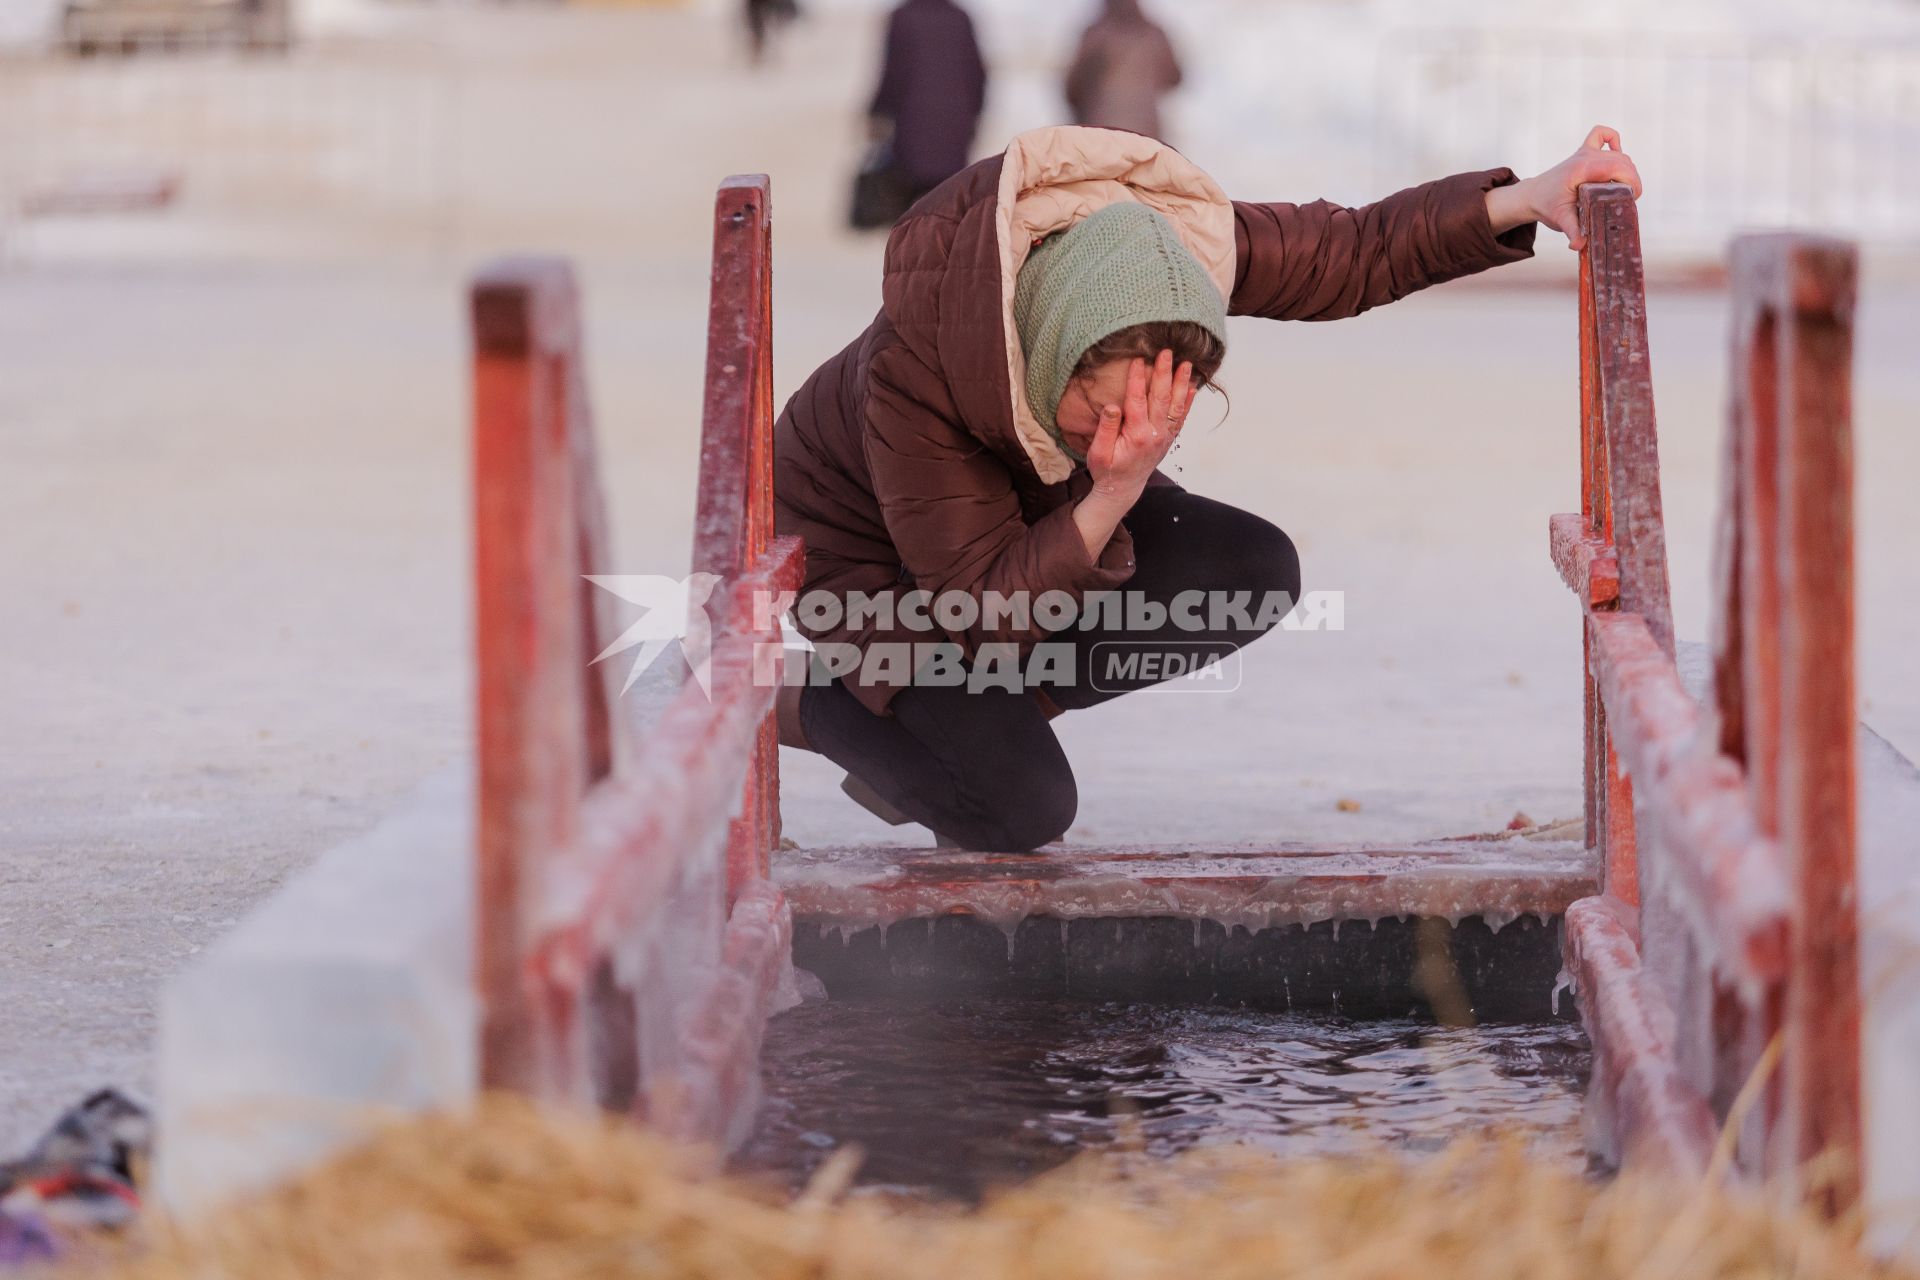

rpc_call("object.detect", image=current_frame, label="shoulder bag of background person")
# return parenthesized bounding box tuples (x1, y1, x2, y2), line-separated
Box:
(849, 139, 915, 230)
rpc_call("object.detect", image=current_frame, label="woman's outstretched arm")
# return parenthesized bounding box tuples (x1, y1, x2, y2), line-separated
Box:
(1231, 125, 1642, 321)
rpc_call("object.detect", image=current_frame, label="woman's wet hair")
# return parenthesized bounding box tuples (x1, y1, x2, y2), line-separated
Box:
(1070, 320, 1226, 392)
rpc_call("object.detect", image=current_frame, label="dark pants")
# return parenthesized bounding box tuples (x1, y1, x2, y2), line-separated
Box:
(798, 486, 1301, 851)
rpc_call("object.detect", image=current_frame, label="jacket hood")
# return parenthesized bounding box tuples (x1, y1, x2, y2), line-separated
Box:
(880, 125, 1235, 485)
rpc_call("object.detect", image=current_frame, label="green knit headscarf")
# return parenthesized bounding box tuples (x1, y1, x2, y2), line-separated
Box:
(1012, 201, 1228, 463)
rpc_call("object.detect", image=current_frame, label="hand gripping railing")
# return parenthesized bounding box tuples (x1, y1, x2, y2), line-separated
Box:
(1553, 183, 1860, 1208)
(470, 175, 802, 1149)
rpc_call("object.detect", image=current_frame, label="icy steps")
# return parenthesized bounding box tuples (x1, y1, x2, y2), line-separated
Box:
(777, 837, 1593, 1020)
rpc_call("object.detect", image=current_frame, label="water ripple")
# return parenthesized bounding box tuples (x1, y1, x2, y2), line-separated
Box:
(740, 998, 1590, 1199)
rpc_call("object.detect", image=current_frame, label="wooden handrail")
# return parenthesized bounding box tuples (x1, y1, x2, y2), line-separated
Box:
(472, 257, 622, 1093)
(1576, 182, 1672, 904)
(1580, 184, 1675, 656)
(1552, 192, 1861, 1204)
(1720, 232, 1860, 1201)
(467, 179, 805, 1140)
(693, 174, 797, 902)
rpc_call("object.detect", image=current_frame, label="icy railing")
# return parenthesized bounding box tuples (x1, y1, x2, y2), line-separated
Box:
(468, 175, 802, 1149)
(693, 175, 800, 900)
(1552, 185, 1860, 1207)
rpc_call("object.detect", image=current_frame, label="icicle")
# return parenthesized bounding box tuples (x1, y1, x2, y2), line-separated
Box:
(1551, 967, 1575, 1017)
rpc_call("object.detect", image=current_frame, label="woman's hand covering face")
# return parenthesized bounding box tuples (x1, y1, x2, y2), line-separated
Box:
(1079, 349, 1196, 500)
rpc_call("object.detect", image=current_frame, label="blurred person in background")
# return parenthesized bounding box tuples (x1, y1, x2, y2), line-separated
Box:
(777, 124, 1642, 852)
(1065, 0, 1182, 141)
(744, 0, 800, 65)
(867, 0, 988, 204)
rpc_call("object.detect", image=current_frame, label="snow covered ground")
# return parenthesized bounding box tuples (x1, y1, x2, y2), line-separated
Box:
(1, 2, 1916, 1158)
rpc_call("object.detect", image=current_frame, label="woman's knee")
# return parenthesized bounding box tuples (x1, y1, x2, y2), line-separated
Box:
(1207, 512, 1301, 612)
(976, 765, 1078, 852)
(891, 685, 1078, 851)
(938, 722, 1078, 851)
(1250, 519, 1302, 608)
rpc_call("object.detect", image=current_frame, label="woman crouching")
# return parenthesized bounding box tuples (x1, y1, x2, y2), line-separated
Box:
(773, 125, 1641, 852)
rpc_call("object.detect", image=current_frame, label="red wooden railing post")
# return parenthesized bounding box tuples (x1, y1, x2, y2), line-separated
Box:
(471, 258, 622, 1093)
(1725, 235, 1861, 1203)
(1558, 216, 1863, 1203)
(1577, 183, 1675, 904)
(466, 188, 803, 1141)
(1707, 256, 1786, 1165)
(1586, 189, 1676, 660)
(694, 174, 789, 906)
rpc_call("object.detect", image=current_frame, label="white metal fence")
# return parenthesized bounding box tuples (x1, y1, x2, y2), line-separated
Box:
(0, 40, 452, 255)
(3, 7, 1918, 264)
(1373, 30, 1920, 251)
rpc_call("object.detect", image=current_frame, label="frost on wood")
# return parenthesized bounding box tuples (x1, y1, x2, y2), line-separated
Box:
(665, 880, 796, 1152)
(1548, 512, 1620, 609)
(510, 548, 800, 1139)
(470, 213, 799, 1154)
(777, 839, 1588, 1019)
(1555, 228, 1890, 1214)
(1582, 183, 1674, 660)
(1597, 631, 1791, 1004)
(775, 839, 1596, 937)
(1562, 895, 1716, 1178)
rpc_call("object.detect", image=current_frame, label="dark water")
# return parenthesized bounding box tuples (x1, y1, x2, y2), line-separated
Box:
(741, 998, 1590, 1200)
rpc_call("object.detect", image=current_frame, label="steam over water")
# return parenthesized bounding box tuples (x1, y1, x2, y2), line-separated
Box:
(742, 999, 1590, 1199)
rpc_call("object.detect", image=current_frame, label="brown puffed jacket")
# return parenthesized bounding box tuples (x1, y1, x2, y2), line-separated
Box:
(774, 127, 1535, 714)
